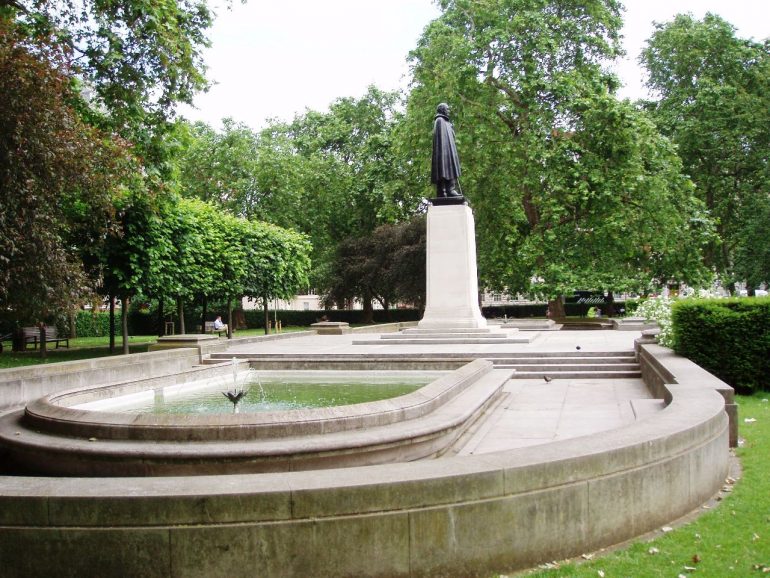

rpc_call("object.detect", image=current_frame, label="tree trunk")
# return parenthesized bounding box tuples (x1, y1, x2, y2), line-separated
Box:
(121, 295, 130, 355)
(177, 297, 185, 334)
(605, 291, 616, 317)
(69, 309, 77, 339)
(38, 323, 47, 359)
(547, 295, 566, 319)
(11, 327, 24, 352)
(157, 298, 165, 337)
(362, 287, 374, 324)
(263, 297, 270, 335)
(109, 295, 115, 353)
(227, 298, 233, 339)
(201, 296, 208, 335)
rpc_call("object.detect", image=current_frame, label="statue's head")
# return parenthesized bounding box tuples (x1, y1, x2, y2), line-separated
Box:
(436, 103, 450, 117)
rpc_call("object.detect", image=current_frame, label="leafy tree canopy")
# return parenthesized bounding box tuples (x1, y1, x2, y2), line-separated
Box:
(323, 217, 426, 316)
(405, 0, 712, 297)
(641, 13, 770, 288)
(0, 20, 135, 324)
(3, 0, 214, 168)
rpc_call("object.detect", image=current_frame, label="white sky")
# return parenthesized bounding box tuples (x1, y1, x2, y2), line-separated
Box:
(179, 0, 770, 130)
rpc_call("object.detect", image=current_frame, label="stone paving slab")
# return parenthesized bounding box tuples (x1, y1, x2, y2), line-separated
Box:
(455, 377, 657, 455)
(218, 329, 662, 457)
(223, 328, 641, 357)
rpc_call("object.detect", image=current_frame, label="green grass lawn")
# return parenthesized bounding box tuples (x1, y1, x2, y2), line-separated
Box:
(0, 335, 159, 368)
(512, 393, 770, 577)
(0, 327, 311, 369)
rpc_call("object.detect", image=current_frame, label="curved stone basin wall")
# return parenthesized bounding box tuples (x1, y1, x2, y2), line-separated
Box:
(0, 360, 510, 476)
(24, 362, 486, 441)
(0, 343, 731, 577)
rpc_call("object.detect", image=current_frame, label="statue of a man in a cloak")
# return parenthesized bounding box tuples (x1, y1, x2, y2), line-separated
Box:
(431, 103, 463, 198)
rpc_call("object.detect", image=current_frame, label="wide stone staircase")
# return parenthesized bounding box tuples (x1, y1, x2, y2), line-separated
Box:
(490, 350, 641, 380)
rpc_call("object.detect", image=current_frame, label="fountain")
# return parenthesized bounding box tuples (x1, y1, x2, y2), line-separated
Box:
(222, 358, 249, 413)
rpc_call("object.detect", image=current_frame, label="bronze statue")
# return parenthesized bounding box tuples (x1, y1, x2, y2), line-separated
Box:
(431, 103, 463, 198)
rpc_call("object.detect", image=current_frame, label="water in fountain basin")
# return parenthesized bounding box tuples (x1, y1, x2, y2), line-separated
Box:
(97, 371, 434, 415)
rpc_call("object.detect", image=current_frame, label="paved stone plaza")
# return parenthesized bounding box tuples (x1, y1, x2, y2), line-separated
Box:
(223, 328, 658, 455)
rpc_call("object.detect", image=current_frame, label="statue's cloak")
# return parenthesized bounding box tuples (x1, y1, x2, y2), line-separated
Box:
(431, 114, 461, 183)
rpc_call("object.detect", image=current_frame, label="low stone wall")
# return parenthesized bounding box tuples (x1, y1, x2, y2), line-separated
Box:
(0, 348, 201, 413)
(0, 345, 731, 577)
(637, 341, 738, 447)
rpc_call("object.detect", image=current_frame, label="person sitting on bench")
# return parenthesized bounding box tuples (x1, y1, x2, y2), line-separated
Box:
(213, 316, 228, 334)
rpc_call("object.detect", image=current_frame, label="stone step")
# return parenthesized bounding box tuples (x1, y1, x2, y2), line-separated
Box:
(560, 322, 613, 330)
(492, 356, 638, 366)
(401, 328, 499, 335)
(353, 336, 533, 345)
(380, 332, 510, 340)
(497, 363, 640, 372)
(486, 350, 636, 358)
(511, 370, 642, 380)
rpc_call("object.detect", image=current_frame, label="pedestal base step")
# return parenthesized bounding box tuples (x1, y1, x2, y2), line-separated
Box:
(353, 327, 534, 345)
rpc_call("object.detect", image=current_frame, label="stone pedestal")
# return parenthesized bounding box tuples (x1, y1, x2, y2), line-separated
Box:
(311, 322, 351, 335)
(419, 203, 487, 329)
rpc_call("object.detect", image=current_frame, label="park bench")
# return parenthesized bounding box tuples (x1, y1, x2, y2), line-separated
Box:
(0, 333, 11, 354)
(203, 321, 227, 337)
(22, 326, 69, 349)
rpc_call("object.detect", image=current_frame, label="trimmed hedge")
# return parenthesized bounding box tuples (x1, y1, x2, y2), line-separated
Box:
(243, 308, 422, 328)
(482, 304, 547, 318)
(672, 297, 770, 393)
(482, 301, 629, 318)
(70, 310, 158, 337)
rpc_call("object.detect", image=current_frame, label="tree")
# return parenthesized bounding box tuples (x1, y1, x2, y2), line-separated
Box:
(240, 220, 312, 334)
(175, 119, 261, 216)
(0, 20, 132, 353)
(640, 13, 770, 289)
(733, 194, 770, 293)
(4, 0, 213, 169)
(265, 87, 424, 295)
(404, 0, 712, 310)
(100, 191, 176, 353)
(323, 217, 426, 320)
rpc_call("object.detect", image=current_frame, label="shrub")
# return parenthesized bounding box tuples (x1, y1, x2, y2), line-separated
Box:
(672, 297, 770, 393)
(74, 310, 112, 337)
(636, 297, 674, 347)
(242, 308, 422, 328)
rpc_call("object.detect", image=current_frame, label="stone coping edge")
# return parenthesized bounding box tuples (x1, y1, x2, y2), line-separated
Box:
(0, 345, 732, 577)
(19, 360, 493, 441)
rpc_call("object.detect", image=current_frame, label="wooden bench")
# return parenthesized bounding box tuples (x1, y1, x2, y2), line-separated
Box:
(203, 321, 227, 337)
(0, 333, 11, 354)
(22, 326, 69, 349)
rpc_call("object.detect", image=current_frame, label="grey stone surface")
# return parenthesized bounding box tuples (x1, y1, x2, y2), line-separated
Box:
(0, 329, 734, 577)
(311, 321, 351, 335)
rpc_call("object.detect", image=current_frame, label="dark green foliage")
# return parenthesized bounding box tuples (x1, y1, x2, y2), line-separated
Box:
(641, 14, 770, 287)
(74, 311, 112, 337)
(481, 304, 547, 318)
(0, 21, 132, 326)
(672, 298, 770, 393)
(482, 302, 629, 318)
(70, 310, 157, 337)
(322, 217, 426, 315)
(241, 309, 421, 329)
(405, 0, 712, 298)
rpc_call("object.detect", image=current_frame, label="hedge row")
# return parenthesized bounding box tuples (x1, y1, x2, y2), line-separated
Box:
(4, 300, 639, 338)
(672, 297, 770, 393)
(243, 308, 422, 328)
(482, 301, 629, 318)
